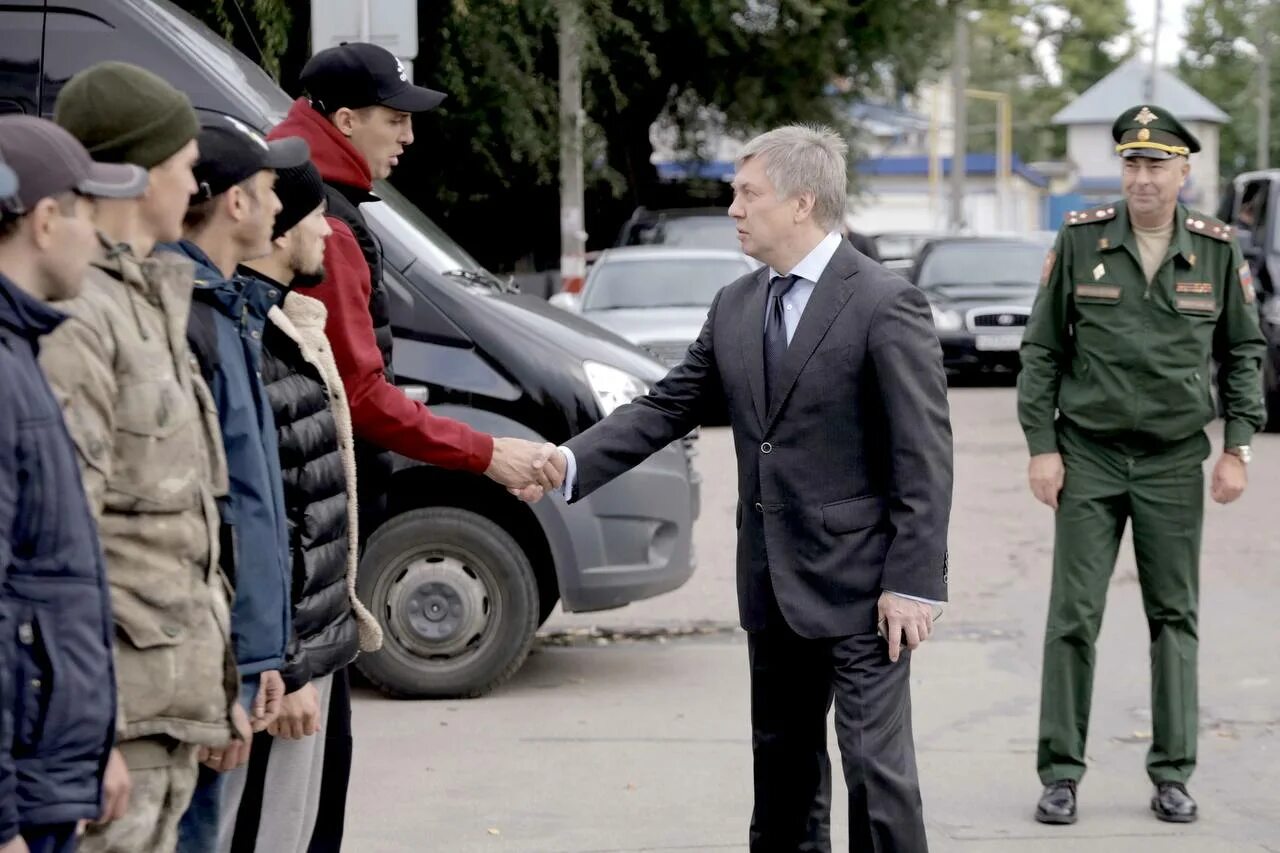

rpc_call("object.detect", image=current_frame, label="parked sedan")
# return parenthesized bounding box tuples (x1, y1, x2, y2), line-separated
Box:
(912, 236, 1053, 375)
(553, 247, 757, 367)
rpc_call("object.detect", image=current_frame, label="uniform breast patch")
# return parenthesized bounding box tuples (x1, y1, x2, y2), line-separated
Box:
(1239, 263, 1256, 304)
(1174, 295, 1216, 313)
(1175, 282, 1213, 295)
(1075, 283, 1121, 300)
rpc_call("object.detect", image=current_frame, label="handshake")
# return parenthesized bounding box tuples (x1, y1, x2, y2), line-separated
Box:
(484, 437, 569, 503)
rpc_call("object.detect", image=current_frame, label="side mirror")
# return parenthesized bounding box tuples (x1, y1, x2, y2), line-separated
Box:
(549, 292, 581, 312)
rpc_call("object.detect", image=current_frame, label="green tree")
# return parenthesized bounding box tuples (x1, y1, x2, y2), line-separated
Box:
(1179, 0, 1279, 179)
(171, 1, 962, 270)
(963, 0, 1136, 163)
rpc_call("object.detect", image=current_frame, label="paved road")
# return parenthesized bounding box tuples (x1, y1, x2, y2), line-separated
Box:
(347, 387, 1280, 852)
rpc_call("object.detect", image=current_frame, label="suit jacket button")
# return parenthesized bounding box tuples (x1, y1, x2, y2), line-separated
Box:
(760, 442, 772, 454)
(754, 501, 763, 512)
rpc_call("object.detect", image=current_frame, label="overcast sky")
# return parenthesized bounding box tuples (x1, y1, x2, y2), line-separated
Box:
(1130, 0, 1190, 65)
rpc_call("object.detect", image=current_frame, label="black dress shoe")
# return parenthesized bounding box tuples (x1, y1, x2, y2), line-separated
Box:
(1035, 780, 1078, 824)
(1152, 782, 1197, 823)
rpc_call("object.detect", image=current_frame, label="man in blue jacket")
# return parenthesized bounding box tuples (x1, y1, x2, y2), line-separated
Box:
(163, 116, 309, 853)
(0, 117, 149, 853)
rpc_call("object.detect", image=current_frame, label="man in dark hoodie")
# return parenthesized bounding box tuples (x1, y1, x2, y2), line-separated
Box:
(165, 116, 310, 853)
(0, 116, 147, 853)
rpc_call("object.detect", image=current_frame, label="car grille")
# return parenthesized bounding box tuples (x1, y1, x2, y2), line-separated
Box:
(644, 341, 690, 367)
(968, 308, 1030, 331)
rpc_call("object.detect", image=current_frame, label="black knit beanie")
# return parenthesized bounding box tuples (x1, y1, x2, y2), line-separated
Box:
(271, 159, 326, 239)
(53, 62, 199, 169)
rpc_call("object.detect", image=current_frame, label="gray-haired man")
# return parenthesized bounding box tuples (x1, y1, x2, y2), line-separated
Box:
(543, 125, 953, 851)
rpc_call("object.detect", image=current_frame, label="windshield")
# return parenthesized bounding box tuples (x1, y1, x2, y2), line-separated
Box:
(583, 258, 747, 310)
(917, 242, 1049, 290)
(362, 181, 494, 279)
(655, 216, 740, 250)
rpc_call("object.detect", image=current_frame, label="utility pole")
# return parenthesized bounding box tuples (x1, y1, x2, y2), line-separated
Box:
(1259, 37, 1271, 171)
(558, 0, 587, 293)
(949, 11, 969, 233)
(1147, 0, 1163, 102)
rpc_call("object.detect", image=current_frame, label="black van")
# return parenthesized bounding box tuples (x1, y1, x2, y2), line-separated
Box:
(0, 0, 700, 698)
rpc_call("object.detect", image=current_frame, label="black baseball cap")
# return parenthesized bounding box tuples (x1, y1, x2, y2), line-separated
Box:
(0, 114, 147, 213)
(300, 42, 446, 114)
(192, 114, 310, 201)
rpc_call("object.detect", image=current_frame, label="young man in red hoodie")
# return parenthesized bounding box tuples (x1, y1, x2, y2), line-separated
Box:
(268, 43, 556, 850)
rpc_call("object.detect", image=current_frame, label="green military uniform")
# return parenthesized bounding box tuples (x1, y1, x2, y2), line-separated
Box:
(1018, 105, 1265, 788)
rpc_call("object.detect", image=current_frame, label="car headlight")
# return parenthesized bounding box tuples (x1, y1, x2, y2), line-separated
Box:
(930, 305, 964, 331)
(584, 361, 650, 417)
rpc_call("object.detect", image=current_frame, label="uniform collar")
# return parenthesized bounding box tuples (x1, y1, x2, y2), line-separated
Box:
(1101, 201, 1196, 268)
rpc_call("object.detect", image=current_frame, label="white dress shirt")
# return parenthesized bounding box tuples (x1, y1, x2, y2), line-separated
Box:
(559, 231, 940, 609)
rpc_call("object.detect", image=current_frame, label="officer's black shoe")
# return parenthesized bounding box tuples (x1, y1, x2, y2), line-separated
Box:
(1035, 780, 1078, 824)
(1151, 782, 1197, 823)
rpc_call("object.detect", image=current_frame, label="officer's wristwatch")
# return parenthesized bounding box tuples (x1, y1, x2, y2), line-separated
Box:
(1226, 445, 1253, 464)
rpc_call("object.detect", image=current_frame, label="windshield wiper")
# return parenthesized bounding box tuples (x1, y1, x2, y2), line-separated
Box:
(441, 268, 513, 293)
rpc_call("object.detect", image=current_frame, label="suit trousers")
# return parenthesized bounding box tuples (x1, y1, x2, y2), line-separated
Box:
(1037, 422, 1207, 786)
(748, 593, 927, 853)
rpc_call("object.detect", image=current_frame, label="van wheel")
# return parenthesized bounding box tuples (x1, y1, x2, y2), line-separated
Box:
(355, 507, 539, 699)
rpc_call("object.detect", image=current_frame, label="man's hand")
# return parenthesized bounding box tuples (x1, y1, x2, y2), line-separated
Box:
(267, 682, 322, 740)
(95, 747, 131, 824)
(1028, 452, 1065, 510)
(1211, 453, 1247, 504)
(251, 670, 285, 733)
(486, 438, 562, 494)
(876, 591, 936, 663)
(0, 835, 30, 853)
(508, 447, 568, 503)
(200, 703, 253, 772)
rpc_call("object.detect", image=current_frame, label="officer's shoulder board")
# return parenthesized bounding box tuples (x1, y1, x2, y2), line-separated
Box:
(1182, 211, 1234, 243)
(1064, 205, 1116, 227)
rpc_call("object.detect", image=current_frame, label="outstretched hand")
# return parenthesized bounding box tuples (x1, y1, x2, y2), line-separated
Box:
(487, 438, 564, 501)
(508, 447, 567, 503)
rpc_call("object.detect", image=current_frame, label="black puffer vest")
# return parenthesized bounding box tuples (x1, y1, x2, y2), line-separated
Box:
(261, 300, 359, 692)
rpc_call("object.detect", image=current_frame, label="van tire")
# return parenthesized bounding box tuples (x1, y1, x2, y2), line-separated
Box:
(355, 507, 539, 699)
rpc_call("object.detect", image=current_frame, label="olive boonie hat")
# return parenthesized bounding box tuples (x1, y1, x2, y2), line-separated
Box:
(1112, 104, 1201, 160)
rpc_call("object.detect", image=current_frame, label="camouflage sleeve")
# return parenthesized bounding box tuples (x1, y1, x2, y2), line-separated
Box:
(38, 306, 118, 520)
(36, 303, 130, 735)
(1017, 229, 1072, 455)
(1214, 242, 1266, 446)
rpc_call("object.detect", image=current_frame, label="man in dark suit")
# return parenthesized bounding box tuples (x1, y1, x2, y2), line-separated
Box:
(541, 125, 953, 851)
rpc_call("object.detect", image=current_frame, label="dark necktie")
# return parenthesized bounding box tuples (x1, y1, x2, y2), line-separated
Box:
(764, 274, 798, 409)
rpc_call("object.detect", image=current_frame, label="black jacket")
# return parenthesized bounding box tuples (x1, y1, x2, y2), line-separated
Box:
(256, 278, 361, 692)
(566, 239, 953, 638)
(0, 274, 115, 836)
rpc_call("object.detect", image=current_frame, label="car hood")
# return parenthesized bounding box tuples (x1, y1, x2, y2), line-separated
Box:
(480, 292, 671, 384)
(580, 306, 710, 346)
(924, 286, 1037, 310)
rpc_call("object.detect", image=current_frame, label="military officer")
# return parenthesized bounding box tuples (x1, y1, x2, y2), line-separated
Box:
(1018, 104, 1265, 826)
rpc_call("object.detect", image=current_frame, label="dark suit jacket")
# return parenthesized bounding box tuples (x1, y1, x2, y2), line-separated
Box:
(566, 240, 952, 638)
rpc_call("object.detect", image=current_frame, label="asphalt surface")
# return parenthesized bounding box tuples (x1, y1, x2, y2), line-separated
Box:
(347, 386, 1280, 852)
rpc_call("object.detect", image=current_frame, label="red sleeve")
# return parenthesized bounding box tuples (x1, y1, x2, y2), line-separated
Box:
(313, 218, 494, 473)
